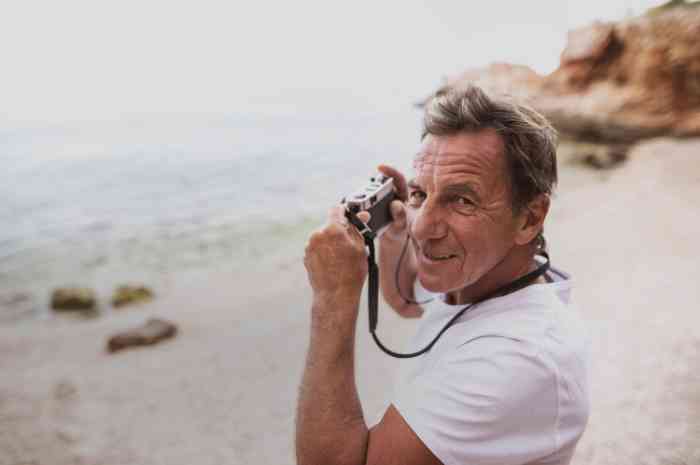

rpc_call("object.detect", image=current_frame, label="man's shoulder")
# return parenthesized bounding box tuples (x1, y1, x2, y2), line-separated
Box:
(430, 280, 590, 393)
(448, 280, 585, 344)
(393, 275, 590, 465)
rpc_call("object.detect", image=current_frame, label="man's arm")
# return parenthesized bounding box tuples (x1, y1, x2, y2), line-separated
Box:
(376, 165, 422, 318)
(295, 293, 368, 465)
(295, 296, 442, 465)
(297, 206, 440, 465)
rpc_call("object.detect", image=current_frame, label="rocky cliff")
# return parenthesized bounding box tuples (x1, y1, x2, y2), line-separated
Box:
(448, 4, 700, 143)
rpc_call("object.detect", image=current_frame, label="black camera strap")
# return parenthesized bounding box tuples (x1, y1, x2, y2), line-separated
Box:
(346, 209, 550, 359)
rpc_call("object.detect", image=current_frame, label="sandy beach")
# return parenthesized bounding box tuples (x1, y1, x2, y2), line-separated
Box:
(2, 137, 699, 465)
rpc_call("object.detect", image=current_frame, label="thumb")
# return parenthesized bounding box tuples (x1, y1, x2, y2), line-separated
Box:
(389, 200, 407, 231)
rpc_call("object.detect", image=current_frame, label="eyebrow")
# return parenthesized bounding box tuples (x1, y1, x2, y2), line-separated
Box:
(443, 183, 481, 200)
(407, 179, 481, 201)
(444, 183, 479, 197)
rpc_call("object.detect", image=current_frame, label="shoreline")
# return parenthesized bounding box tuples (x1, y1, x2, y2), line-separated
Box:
(2, 137, 700, 464)
(1, 138, 609, 326)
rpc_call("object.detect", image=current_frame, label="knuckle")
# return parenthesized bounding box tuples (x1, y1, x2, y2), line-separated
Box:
(326, 224, 344, 237)
(308, 230, 325, 246)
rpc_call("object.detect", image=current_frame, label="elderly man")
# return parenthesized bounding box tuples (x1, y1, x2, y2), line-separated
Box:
(297, 85, 590, 465)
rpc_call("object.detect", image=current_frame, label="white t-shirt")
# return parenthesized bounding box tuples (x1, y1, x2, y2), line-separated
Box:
(392, 267, 590, 465)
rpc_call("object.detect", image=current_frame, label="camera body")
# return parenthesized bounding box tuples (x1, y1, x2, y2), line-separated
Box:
(342, 174, 397, 236)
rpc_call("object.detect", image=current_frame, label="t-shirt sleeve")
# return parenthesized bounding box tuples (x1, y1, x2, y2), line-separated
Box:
(393, 336, 558, 465)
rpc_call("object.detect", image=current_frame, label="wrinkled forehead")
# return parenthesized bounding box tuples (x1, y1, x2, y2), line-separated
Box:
(411, 131, 507, 182)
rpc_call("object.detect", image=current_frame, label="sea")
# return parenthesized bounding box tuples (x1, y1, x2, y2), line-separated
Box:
(0, 110, 424, 322)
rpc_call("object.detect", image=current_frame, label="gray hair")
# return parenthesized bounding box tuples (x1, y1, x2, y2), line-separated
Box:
(422, 84, 558, 213)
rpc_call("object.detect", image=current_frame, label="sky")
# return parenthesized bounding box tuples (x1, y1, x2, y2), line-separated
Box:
(0, 0, 664, 124)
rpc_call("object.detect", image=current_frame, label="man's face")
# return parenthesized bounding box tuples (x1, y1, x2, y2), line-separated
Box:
(408, 129, 523, 298)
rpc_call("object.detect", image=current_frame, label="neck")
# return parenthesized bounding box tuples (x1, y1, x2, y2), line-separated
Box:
(445, 245, 540, 305)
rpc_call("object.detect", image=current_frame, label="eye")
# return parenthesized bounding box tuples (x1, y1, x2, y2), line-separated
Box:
(454, 196, 475, 207)
(408, 190, 426, 207)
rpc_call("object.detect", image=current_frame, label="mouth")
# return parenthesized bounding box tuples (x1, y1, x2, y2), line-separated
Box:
(421, 250, 457, 262)
(412, 239, 458, 264)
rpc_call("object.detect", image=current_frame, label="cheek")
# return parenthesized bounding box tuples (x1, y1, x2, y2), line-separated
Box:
(452, 215, 512, 259)
(451, 215, 490, 248)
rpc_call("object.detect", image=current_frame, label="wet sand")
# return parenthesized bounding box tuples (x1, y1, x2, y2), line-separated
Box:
(1, 138, 699, 465)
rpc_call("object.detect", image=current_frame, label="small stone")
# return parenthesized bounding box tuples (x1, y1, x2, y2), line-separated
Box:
(53, 380, 78, 401)
(582, 145, 629, 170)
(111, 285, 154, 308)
(107, 318, 178, 353)
(0, 292, 31, 306)
(51, 288, 97, 312)
(0, 292, 38, 322)
(55, 425, 82, 444)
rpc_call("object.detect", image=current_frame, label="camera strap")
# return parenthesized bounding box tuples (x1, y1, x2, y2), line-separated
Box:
(345, 210, 381, 332)
(346, 208, 550, 358)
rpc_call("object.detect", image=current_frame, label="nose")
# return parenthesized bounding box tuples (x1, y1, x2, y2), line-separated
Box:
(411, 200, 448, 242)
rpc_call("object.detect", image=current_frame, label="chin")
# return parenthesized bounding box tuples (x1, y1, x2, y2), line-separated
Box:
(418, 268, 479, 297)
(418, 274, 455, 294)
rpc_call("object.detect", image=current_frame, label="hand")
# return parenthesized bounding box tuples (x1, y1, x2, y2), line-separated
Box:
(378, 164, 410, 243)
(304, 206, 370, 305)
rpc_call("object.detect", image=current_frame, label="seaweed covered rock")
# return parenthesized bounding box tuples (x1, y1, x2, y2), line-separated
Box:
(112, 285, 154, 308)
(51, 287, 97, 312)
(107, 318, 178, 353)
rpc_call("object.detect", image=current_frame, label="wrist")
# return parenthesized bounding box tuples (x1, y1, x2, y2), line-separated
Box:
(312, 287, 362, 308)
(311, 290, 362, 330)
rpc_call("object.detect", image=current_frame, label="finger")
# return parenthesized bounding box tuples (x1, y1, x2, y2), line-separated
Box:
(356, 211, 370, 223)
(389, 200, 407, 227)
(378, 164, 408, 201)
(345, 216, 369, 246)
(347, 211, 370, 243)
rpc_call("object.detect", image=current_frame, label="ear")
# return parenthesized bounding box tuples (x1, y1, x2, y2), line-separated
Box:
(514, 194, 550, 246)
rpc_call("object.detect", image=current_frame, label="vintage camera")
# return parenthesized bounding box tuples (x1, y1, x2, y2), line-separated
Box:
(342, 174, 397, 236)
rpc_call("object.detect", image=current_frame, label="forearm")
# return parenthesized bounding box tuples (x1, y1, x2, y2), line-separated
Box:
(296, 295, 369, 465)
(378, 236, 421, 317)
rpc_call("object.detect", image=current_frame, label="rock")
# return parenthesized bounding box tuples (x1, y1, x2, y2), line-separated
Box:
(107, 318, 178, 353)
(0, 292, 38, 322)
(543, 8, 700, 141)
(647, 0, 700, 16)
(554, 22, 619, 90)
(581, 145, 629, 170)
(50, 288, 97, 312)
(447, 7, 700, 143)
(53, 381, 78, 401)
(55, 426, 81, 444)
(0, 292, 32, 307)
(111, 285, 154, 308)
(558, 140, 630, 170)
(447, 62, 545, 101)
(560, 22, 616, 66)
